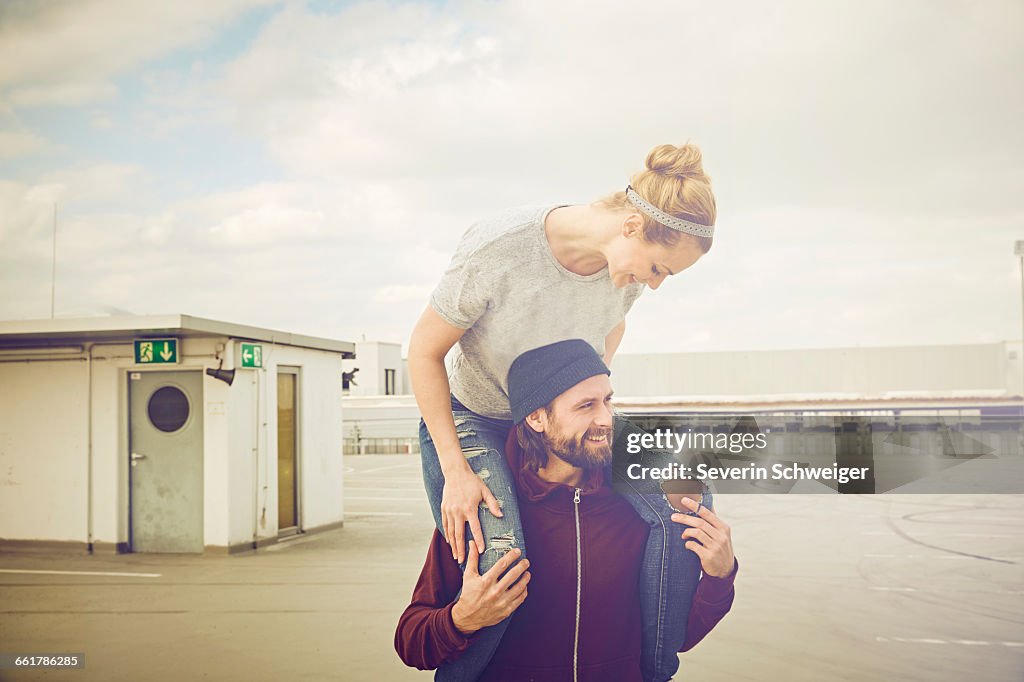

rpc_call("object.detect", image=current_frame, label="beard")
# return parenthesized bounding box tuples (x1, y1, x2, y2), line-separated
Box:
(543, 421, 613, 470)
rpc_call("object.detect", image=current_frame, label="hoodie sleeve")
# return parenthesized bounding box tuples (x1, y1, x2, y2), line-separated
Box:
(395, 530, 477, 669)
(679, 557, 738, 652)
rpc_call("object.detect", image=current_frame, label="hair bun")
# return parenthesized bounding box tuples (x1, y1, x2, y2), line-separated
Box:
(645, 143, 707, 181)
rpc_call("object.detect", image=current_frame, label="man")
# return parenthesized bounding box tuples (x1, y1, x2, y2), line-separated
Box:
(396, 339, 737, 681)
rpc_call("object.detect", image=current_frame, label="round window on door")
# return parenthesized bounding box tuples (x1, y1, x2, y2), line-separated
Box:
(148, 386, 191, 433)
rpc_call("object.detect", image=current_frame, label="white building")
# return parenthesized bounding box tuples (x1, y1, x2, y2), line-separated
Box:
(0, 315, 354, 554)
(343, 340, 1023, 453)
(342, 340, 403, 396)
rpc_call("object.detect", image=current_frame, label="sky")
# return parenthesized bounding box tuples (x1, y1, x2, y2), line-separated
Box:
(1, 0, 1022, 355)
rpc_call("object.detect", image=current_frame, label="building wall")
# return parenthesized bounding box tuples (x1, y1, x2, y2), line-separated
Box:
(607, 342, 1012, 398)
(259, 343, 345, 534)
(390, 342, 1017, 401)
(0, 358, 89, 541)
(345, 341, 403, 396)
(0, 336, 345, 549)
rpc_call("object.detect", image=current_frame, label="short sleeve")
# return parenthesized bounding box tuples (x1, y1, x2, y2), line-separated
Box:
(622, 283, 644, 317)
(429, 234, 490, 330)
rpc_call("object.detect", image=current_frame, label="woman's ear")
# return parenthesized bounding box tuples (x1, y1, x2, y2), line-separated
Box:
(622, 212, 644, 238)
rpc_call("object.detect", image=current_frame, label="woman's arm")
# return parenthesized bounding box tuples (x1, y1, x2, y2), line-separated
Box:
(604, 319, 626, 365)
(409, 305, 503, 563)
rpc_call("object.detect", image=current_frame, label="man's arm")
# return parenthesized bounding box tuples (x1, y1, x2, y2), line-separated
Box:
(394, 530, 475, 669)
(395, 533, 532, 669)
(670, 495, 738, 652)
(680, 558, 738, 651)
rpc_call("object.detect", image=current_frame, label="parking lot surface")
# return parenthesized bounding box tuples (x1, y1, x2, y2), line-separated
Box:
(1, 454, 1022, 681)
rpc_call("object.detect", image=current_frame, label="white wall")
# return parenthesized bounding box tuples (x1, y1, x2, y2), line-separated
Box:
(254, 342, 344, 535)
(0, 335, 345, 549)
(345, 341, 403, 396)
(607, 343, 1011, 398)
(0, 358, 89, 541)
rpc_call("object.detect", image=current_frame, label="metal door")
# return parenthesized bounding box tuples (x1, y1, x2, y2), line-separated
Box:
(129, 371, 204, 552)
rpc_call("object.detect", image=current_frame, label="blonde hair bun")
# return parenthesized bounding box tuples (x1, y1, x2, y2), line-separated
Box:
(645, 143, 708, 182)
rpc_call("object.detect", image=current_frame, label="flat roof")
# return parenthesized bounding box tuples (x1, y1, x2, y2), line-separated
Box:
(0, 314, 355, 357)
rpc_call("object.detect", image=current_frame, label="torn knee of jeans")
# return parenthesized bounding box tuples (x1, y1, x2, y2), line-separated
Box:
(478, 496, 504, 512)
(483, 531, 517, 556)
(462, 446, 488, 459)
(454, 419, 477, 440)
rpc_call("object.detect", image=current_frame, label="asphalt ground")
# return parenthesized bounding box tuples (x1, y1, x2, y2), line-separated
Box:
(1, 454, 1022, 681)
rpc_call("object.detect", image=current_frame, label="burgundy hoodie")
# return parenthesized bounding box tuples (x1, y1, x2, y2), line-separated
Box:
(395, 431, 737, 680)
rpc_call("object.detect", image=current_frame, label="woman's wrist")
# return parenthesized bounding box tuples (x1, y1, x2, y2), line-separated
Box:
(440, 456, 472, 478)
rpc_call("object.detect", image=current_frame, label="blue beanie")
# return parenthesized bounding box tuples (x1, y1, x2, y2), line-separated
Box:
(508, 339, 610, 424)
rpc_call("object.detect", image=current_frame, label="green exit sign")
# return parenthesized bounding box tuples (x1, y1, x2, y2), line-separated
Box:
(135, 339, 179, 364)
(240, 343, 263, 368)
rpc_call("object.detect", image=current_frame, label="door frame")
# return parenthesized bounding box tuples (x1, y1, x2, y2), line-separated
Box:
(276, 365, 302, 536)
(126, 368, 205, 552)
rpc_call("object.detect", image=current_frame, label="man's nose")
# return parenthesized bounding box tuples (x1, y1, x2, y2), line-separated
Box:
(594, 402, 613, 428)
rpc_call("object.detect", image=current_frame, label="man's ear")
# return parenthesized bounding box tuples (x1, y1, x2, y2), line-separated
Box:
(622, 212, 644, 238)
(524, 408, 547, 433)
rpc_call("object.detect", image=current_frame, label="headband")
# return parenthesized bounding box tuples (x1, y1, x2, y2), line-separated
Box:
(625, 185, 714, 239)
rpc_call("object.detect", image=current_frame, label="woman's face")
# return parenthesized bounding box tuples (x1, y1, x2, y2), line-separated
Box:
(606, 228, 705, 290)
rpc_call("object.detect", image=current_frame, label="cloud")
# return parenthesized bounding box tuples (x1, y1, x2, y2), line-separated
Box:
(373, 284, 433, 304)
(0, 129, 58, 158)
(2, 0, 1022, 353)
(0, 0, 274, 107)
(37, 163, 144, 203)
(210, 0, 1024, 219)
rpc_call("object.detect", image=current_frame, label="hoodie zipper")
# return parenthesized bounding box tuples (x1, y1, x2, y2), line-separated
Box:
(572, 487, 582, 682)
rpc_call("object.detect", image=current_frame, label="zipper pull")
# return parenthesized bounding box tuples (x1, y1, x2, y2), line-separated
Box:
(574, 488, 581, 504)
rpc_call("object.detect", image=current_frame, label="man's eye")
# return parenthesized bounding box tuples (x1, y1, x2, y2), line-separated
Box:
(579, 403, 592, 410)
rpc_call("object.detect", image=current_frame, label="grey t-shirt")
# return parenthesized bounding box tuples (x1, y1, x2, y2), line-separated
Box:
(430, 205, 644, 419)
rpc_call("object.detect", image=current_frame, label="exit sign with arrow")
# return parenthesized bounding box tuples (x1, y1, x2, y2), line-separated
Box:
(134, 339, 179, 365)
(240, 343, 263, 368)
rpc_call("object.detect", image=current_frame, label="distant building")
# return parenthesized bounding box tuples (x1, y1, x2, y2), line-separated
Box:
(343, 341, 1023, 454)
(0, 314, 355, 554)
(343, 341, 402, 396)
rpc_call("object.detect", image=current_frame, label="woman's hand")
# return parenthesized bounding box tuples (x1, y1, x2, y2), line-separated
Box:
(441, 465, 504, 563)
(670, 496, 736, 578)
(451, 543, 530, 635)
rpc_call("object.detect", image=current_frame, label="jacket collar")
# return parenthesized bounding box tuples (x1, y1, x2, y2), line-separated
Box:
(504, 429, 612, 504)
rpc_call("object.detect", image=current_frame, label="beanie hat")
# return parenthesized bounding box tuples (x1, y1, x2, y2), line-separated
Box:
(508, 339, 610, 424)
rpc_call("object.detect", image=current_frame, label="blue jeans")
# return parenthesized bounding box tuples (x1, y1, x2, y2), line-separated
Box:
(419, 396, 712, 682)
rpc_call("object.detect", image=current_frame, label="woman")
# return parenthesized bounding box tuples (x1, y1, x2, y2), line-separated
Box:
(408, 142, 717, 682)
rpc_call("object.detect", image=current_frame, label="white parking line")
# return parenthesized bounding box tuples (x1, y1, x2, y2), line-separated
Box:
(346, 511, 414, 517)
(346, 496, 418, 502)
(345, 488, 424, 493)
(861, 532, 1021, 538)
(863, 554, 1019, 561)
(351, 463, 419, 475)
(0, 569, 161, 578)
(877, 636, 1024, 647)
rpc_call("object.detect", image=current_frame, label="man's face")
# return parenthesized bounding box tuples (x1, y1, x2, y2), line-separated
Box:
(539, 374, 615, 470)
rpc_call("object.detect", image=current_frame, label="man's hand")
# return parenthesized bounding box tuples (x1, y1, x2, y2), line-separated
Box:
(451, 542, 531, 635)
(670, 497, 736, 578)
(441, 467, 504, 564)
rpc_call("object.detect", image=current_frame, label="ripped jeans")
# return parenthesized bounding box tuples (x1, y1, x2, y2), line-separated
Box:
(419, 395, 712, 682)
